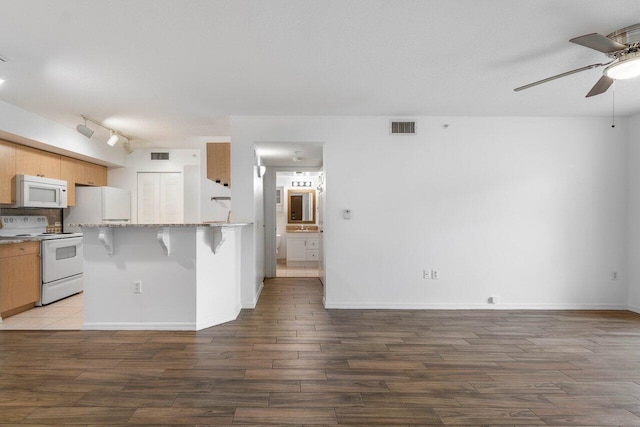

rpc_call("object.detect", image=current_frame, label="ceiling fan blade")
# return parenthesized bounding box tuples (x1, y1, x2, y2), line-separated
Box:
(585, 75, 614, 97)
(569, 33, 627, 53)
(514, 62, 609, 92)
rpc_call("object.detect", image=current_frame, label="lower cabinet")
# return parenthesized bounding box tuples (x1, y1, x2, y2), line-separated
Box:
(286, 235, 320, 264)
(0, 241, 40, 318)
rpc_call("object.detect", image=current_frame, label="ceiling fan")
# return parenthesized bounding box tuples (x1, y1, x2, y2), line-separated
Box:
(514, 23, 640, 97)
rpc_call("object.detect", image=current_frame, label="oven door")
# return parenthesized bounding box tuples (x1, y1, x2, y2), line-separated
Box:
(41, 237, 83, 283)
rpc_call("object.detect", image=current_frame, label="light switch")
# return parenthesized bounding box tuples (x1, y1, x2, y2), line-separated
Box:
(343, 209, 352, 219)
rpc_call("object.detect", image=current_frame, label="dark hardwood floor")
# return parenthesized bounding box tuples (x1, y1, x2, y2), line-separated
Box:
(1, 277, 640, 425)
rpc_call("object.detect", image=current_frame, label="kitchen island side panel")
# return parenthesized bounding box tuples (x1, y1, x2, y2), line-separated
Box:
(82, 227, 198, 329)
(195, 227, 242, 329)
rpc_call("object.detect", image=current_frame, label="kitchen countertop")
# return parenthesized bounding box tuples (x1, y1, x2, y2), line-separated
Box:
(71, 222, 250, 228)
(0, 237, 40, 245)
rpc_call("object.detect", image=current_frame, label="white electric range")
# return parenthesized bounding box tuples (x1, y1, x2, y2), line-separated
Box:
(0, 216, 83, 305)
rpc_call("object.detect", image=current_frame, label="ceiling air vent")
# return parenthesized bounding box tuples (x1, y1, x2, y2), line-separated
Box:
(390, 121, 416, 135)
(151, 152, 169, 160)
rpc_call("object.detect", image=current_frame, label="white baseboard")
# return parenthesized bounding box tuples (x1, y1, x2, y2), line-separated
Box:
(82, 321, 196, 330)
(196, 306, 241, 330)
(628, 304, 640, 314)
(324, 301, 629, 310)
(241, 281, 264, 309)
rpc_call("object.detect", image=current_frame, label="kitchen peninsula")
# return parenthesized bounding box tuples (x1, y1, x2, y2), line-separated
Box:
(76, 222, 247, 330)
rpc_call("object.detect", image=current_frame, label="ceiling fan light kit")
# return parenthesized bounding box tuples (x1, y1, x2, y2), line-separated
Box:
(604, 51, 640, 80)
(515, 23, 640, 97)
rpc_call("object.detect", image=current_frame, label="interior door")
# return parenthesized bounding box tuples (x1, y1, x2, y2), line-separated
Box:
(137, 172, 183, 224)
(137, 173, 160, 224)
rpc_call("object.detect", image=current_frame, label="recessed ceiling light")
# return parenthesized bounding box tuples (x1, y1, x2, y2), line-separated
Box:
(0, 79, 5, 85)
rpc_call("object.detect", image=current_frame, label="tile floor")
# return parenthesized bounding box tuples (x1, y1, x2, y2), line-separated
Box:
(276, 258, 320, 277)
(0, 292, 83, 330)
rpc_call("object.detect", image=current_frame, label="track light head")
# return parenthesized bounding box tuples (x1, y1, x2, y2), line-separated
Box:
(76, 121, 94, 139)
(106, 131, 119, 147)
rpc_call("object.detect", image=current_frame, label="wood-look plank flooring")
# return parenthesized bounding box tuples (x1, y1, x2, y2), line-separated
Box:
(1, 277, 640, 425)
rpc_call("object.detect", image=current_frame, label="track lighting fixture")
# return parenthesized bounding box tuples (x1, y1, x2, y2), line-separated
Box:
(106, 131, 119, 147)
(76, 117, 94, 139)
(76, 115, 133, 150)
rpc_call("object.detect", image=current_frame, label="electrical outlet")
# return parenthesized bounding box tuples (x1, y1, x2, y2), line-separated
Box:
(488, 296, 498, 304)
(612, 271, 618, 280)
(431, 269, 439, 279)
(134, 280, 142, 294)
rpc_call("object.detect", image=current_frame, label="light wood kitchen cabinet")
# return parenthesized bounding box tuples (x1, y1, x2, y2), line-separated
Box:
(60, 157, 108, 206)
(83, 162, 107, 186)
(0, 140, 16, 204)
(0, 241, 40, 318)
(206, 142, 231, 187)
(15, 144, 61, 179)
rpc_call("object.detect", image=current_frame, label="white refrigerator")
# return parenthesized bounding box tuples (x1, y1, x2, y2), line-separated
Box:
(64, 187, 132, 233)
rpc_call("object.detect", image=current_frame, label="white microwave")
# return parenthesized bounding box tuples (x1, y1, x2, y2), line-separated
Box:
(13, 174, 68, 208)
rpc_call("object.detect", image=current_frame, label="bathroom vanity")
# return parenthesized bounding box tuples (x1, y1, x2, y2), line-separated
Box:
(285, 225, 320, 266)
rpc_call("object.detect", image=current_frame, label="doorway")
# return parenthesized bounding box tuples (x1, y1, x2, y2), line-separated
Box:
(255, 143, 325, 285)
(274, 171, 322, 278)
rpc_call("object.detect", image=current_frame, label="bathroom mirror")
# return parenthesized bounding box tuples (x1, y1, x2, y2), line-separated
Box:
(288, 189, 316, 224)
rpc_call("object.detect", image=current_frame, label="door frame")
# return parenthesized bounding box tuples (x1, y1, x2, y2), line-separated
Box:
(263, 166, 324, 279)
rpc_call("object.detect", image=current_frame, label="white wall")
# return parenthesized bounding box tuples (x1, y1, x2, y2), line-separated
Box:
(108, 148, 200, 223)
(0, 100, 125, 166)
(231, 116, 629, 309)
(627, 114, 640, 312)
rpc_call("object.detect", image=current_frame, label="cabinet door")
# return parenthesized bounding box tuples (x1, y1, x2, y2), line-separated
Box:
(286, 238, 308, 262)
(15, 145, 61, 179)
(0, 140, 16, 204)
(60, 157, 83, 206)
(206, 143, 230, 187)
(0, 253, 40, 314)
(84, 162, 107, 186)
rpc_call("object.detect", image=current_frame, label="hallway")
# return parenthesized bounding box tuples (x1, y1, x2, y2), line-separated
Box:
(1, 277, 640, 424)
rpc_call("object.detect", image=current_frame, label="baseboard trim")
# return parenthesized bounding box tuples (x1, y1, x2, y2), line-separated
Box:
(628, 304, 640, 314)
(82, 321, 196, 331)
(196, 306, 241, 330)
(324, 301, 629, 310)
(241, 281, 264, 309)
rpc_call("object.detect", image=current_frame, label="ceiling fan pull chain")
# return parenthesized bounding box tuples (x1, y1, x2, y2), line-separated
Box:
(611, 81, 616, 128)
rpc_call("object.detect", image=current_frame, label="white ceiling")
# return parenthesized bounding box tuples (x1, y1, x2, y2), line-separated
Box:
(0, 0, 639, 152)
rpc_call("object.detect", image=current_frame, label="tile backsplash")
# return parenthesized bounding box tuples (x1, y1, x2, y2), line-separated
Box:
(0, 208, 63, 228)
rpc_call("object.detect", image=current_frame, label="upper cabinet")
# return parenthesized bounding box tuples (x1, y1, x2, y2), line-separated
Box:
(0, 140, 16, 204)
(206, 142, 230, 187)
(84, 162, 107, 186)
(0, 142, 107, 207)
(60, 157, 108, 206)
(15, 145, 61, 179)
